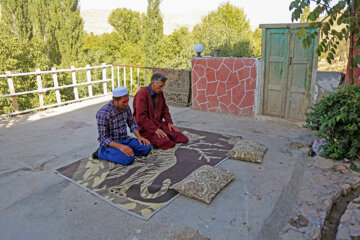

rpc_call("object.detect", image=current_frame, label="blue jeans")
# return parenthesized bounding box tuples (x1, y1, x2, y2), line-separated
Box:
(98, 138, 152, 165)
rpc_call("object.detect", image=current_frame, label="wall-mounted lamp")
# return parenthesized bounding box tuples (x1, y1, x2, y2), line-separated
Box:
(194, 43, 204, 57)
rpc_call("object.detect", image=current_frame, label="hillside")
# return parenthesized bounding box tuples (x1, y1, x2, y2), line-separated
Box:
(80, 9, 206, 35)
(80, 9, 114, 35)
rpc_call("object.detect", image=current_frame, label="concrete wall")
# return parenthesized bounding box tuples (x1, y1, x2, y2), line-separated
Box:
(152, 68, 192, 107)
(191, 57, 257, 116)
(313, 71, 345, 103)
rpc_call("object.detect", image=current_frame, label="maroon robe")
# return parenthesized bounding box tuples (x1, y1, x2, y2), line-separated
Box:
(133, 87, 188, 150)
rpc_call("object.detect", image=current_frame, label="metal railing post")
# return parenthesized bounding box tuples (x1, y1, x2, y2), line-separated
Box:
(102, 63, 107, 94)
(137, 68, 140, 91)
(123, 67, 126, 87)
(111, 66, 114, 90)
(130, 67, 133, 95)
(71, 66, 79, 100)
(117, 66, 120, 87)
(52, 67, 61, 104)
(86, 65, 93, 97)
(36, 68, 44, 108)
(144, 69, 147, 86)
(5, 71, 19, 112)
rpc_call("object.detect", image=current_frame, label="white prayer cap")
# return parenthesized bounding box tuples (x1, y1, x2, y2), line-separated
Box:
(113, 87, 128, 97)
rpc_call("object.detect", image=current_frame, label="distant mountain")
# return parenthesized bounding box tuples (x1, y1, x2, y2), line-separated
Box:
(80, 9, 207, 35)
(163, 12, 206, 35)
(81, 9, 114, 35)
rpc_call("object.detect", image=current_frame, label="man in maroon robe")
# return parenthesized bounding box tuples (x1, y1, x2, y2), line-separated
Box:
(133, 72, 189, 150)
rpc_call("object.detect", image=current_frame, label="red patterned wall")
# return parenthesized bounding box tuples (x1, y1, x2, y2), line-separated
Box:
(191, 57, 257, 116)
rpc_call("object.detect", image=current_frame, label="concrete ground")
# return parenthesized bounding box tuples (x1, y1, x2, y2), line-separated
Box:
(0, 96, 331, 240)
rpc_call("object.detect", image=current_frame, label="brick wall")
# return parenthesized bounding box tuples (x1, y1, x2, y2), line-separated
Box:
(191, 57, 257, 116)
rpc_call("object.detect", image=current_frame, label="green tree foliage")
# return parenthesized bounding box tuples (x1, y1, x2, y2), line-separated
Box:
(159, 27, 194, 69)
(0, 0, 84, 115)
(192, 3, 256, 57)
(300, 6, 311, 23)
(79, 32, 115, 67)
(28, 0, 59, 65)
(52, 0, 84, 67)
(0, 0, 32, 41)
(1, 0, 84, 67)
(108, 8, 144, 44)
(252, 28, 262, 57)
(290, 0, 360, 84)
(143, 0, 163, 67)
(106, 8, 145, 65)
(305, 85, 360, 160)
(0, 28, 48, 114)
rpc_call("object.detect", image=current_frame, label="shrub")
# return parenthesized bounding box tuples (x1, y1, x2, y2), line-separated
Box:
(304, 85, 360, 160)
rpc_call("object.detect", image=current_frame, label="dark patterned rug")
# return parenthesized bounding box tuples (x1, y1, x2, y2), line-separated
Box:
(55, 128, 236, 220)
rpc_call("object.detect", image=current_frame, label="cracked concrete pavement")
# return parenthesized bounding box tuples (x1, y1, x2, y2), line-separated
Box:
(0, 96, 358, 240)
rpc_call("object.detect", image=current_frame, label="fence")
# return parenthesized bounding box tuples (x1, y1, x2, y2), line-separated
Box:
(0, 64, 156, 118)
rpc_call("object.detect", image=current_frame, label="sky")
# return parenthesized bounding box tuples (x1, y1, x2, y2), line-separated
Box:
(79, 0, 300, 34)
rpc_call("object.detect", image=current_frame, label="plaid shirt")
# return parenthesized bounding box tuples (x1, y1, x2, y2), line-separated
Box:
(96, 100, 138, 146)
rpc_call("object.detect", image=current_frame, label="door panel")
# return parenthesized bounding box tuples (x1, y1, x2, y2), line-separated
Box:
(263, 29, 289, 117)
(286, 29, 316, 120)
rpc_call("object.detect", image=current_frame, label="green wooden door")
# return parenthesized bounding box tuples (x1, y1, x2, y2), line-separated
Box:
(286, 28, 317, 120)
(263, 28, 289, 117)
(261, 24, 318, 120)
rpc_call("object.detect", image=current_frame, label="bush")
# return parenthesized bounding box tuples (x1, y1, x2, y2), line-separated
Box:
(304, 85, 360, 160)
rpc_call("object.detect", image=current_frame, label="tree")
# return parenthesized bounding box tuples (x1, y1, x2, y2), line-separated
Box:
(143, 0, 163, 67)
(192, 3, 256, 57)
(300, 6, 311, 23)
(1, 0, 84, 67)
(0, 0, 32, 41)
(28, 0, 60, 65)
(106, 8, 146, 65)
(108, 8, 145, 44)
(290, 0, 360, 84)
(159, 27, 194, 69)
(252, 28, 262, 57)
(52, 0, 84, 67)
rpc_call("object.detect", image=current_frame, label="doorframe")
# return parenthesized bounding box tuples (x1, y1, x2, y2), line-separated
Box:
(256, 23, 319, 119)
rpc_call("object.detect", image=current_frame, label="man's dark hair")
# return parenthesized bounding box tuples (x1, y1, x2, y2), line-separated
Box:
(151, 72, 167, 83)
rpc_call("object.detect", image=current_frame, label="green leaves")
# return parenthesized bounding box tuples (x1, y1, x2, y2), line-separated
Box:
(144, 0, 163, 67)
(192, 2, 256, 58)
(297, 28, 307, 39)
(108, 8, 144, 44)
(289, 0, 360, 69)
(353, 54, 360, 67)
(350, 162, 360, 172)
(289, 1, 298, 10)
(305, 85, 360, 160)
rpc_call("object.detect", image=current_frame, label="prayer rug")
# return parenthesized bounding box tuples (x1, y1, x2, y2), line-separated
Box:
(55, 128, 236, 220)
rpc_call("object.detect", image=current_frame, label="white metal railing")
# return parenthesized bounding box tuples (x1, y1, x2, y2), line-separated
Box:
(113, 64, 155, 96)
(0, 63, 160, 118)
(0, 63, 114, 118)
